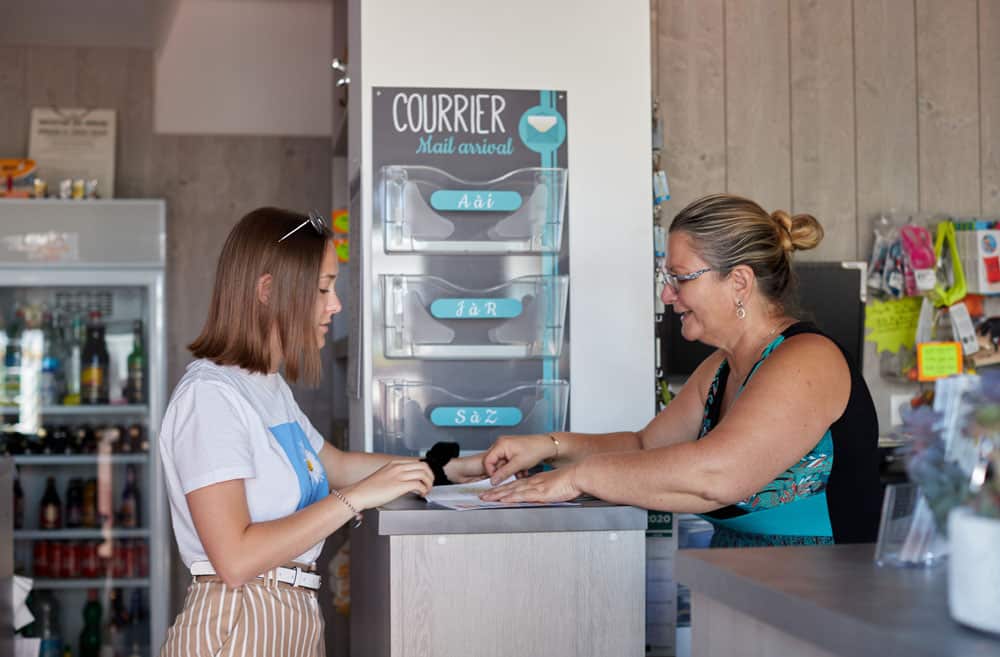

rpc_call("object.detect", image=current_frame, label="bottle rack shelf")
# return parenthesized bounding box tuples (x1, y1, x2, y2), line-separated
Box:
(376, 379, 569, 453)
(39, 404, 149, 416)
(32, 578, 150, 590)
(14, 454, 148, 466)
(14, 529, 150, 540)
(381, 274, 569, 359)
(381, 165, 567, 253)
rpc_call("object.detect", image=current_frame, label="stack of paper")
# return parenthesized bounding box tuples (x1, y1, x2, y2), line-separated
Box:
(425, 477, 580, 510)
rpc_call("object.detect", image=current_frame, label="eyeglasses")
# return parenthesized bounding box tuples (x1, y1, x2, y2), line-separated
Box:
(659, 267, 712, 293)
(278, 210, 328, 243)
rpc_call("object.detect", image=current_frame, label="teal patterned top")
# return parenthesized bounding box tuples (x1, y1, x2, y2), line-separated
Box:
(697, 332, 835, 548)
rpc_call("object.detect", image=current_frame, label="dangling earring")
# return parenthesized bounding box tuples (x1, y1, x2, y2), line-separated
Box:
(736, 300, 747, 320)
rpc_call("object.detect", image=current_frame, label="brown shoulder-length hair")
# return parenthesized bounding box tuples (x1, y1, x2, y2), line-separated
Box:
(189, 207, 332, 385)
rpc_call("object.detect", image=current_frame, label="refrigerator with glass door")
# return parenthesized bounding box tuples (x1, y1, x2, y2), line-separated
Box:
(0, 199, 167, 657)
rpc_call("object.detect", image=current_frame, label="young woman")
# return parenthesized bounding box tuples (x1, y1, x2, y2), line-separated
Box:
(158, 207, 479, 657)
(479, 194, 882, 547)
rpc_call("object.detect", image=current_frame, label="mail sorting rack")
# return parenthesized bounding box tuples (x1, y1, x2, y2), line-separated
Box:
(375, 379, 569, 453)
(381, 165, 568, 253)
(381, 274, 569, 359)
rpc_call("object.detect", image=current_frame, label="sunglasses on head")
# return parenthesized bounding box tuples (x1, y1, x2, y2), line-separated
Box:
(278, 210, 328, 243)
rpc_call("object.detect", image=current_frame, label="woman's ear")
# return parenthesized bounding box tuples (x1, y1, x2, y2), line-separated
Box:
(728, 264, 755, 299)
(257, 273, 273, 306)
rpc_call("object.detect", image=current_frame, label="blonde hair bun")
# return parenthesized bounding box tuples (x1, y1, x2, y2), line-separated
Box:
(771, 209, 823, 252)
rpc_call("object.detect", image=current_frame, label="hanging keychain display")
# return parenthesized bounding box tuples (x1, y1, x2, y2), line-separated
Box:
(931, 221, 967, 308)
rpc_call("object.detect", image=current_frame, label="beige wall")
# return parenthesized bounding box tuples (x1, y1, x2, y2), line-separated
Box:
(155, 0, 333, 136)
(0, 47, 334, 429)
(651, 0, 1000, 426)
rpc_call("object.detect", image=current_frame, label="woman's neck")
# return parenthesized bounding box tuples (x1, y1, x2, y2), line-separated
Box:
(268, 329, 282, 374)
(723, 315, 793, 383)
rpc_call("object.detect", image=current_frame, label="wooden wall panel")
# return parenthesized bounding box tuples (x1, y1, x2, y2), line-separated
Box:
(655, 0, 725, 222)
(24, 46, 79, 108)
(0, 47, 27, 156)
(6, 47, 154, 199)
(724, 0, 791, 215)
(75, 47, 154, 198)
(852, 0, 921, 439)
(790, 0, 856, 261)
(651, 1, 996, 429)
(916, 0, 980, 216)
(981, 0, 1000, 216)
(853, 0, 919, 256)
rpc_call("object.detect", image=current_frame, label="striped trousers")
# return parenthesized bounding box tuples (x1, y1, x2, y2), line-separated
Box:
(159, 569, 325, 657)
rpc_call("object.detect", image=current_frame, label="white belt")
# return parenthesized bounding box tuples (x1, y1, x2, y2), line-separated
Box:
(190, 560, 321, 590)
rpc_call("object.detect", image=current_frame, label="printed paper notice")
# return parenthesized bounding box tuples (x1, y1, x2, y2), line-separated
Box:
(864, 297, 922, 353)
(29, 108, 116, 197)
(917, 342, 963, 381)
(425, 477, 580, 511)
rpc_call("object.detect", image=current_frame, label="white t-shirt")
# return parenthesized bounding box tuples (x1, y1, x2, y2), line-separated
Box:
(159, 359, 330, 568)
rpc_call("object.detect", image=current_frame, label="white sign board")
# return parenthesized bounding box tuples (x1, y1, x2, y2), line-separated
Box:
(28, 108, 116, 198)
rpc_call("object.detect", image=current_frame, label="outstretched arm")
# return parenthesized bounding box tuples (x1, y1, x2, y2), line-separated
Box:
(483, 335, 850, 511)
(188, 460, 432, 587)
(482, 350, 723, 484)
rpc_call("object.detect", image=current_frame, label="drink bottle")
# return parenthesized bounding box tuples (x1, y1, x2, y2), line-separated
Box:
(80, 311, 109, 405)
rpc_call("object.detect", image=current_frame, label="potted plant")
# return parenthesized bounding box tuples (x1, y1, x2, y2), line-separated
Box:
(896, 371, 1000, 634)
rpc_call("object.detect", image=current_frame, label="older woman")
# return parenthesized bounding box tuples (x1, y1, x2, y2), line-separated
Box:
(479, 194, 882, 547)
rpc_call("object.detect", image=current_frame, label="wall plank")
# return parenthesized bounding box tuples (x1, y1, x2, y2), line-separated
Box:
(75, 48, 154, 198)
(916, 0, 980, 216)
(656, 0, 725, 222)
(982, 0, 1000, 215)
(0, 47, 27, 156)
(853, 0, 921, 436)
(790, 0, 856, 261)
(854, 0, 919, 255)
(724, 0, 791, 214)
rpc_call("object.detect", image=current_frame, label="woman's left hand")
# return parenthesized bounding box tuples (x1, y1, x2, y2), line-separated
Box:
(478, 465, 582, 503)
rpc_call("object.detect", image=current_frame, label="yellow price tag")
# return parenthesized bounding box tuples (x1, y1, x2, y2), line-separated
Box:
(916, 342, 963, 381)
(333, 237, 349, 263)
(864, 297, 922, 353)
(332, 209, 349, 234)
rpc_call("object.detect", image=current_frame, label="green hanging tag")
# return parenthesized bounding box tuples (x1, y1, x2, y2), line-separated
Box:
(931, 221, 967, 307)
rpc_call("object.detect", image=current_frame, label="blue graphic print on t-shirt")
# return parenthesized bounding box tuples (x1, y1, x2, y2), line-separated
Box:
(269, 422, 329, 510)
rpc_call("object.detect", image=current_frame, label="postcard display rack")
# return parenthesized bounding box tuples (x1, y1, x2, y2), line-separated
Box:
(364, 87, 570, 455)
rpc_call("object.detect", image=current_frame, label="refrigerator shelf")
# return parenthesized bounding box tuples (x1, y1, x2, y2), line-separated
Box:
(32, 578, 151, 590)
(382, 165, 567, 253)
(37, 404, 149, 416)
(382, 274, 569, 359)
(14, 529, 151, 540)
(377, 379, 569, 453)
(14, 454, 148, 466)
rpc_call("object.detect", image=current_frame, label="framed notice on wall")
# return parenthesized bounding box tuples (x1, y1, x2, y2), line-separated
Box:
(28, 108, 117, 198)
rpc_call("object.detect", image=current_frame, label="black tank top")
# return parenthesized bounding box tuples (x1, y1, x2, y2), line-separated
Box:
(700, 322, 882, 544)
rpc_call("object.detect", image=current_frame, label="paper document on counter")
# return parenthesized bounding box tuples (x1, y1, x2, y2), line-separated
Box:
(425, 477, 580, 510)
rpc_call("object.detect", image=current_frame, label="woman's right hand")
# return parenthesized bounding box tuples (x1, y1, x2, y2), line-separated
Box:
(483, 434, 558, 485)
(342, 460, 433, 510)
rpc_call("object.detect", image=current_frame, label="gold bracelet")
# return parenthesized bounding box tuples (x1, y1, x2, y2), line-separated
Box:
(548, 433, 561, 461)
